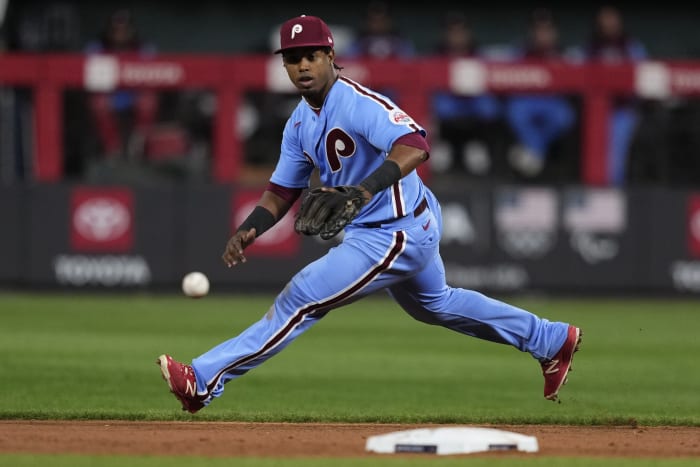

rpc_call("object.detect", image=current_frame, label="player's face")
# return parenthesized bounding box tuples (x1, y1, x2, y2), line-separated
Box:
(282, 47, 337, 104)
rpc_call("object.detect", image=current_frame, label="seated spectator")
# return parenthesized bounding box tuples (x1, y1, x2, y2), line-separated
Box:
(0, 2, 82, 181)
(430, 12, 505, 176)
(343, 1, 415, 59)
(504, 8, 577, 178)
(579, 5, 647, 185)
(1, 1, 80, 52)
(85, 9, 159, 160)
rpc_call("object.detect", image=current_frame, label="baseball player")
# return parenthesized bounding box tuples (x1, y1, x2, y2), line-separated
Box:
(157, 15, 582, 413)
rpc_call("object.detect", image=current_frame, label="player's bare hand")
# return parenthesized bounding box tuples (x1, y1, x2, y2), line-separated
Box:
(222, 228, 256, 267)
(355, 185, 373, 205)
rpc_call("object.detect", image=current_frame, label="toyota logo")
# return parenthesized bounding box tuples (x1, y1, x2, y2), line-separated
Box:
(73, 198, 131, 242)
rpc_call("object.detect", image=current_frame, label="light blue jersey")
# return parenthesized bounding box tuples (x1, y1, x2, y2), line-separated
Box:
(190, 75, 572, 406)
(271, 76, 426, 225)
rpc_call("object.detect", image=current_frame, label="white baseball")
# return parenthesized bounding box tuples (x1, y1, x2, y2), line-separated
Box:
(182, 271, 210, 298)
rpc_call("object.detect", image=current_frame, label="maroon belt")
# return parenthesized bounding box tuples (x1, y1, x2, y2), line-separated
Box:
(362, 197, 428, 228)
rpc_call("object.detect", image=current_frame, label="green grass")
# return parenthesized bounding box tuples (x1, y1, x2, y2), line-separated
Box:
(0, 292, 698, 426)
(1, 292, 699, 466)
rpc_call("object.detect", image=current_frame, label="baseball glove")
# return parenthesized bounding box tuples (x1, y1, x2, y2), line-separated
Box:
(294, 186, 366, 240)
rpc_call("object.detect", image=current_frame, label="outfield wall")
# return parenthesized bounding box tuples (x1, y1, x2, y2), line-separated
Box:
(1, 183, 699, 295)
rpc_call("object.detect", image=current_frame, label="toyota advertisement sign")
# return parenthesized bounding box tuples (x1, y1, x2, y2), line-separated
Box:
(2, 183, 699, 294)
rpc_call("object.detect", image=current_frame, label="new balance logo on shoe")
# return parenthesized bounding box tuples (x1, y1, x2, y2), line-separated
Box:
(543, 359, 560, 374)
(186, 378, 197, 397)
(541, 326, 582, 402)
(157, 354, 206, 413)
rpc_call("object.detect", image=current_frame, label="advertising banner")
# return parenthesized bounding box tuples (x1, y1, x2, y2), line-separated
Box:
(491, 186, 568, 290)
(436, 188, 533, 293)
(557, 187, 645, 292)
(26, 184, 179, 288)
(0, 187, 22, 282)
(648, 190, 700, 294)
(6, 183, 699, 295)
(434, 186, 648, 293)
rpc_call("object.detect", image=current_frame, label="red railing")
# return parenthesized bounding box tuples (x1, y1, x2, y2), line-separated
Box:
(3, 53, 700, 185)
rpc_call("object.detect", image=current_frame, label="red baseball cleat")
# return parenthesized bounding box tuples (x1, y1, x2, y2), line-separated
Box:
(541, 326, 582, 402)
(156, 354, 206, 413)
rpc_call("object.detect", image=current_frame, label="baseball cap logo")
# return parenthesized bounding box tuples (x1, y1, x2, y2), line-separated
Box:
(275, 15, 335, 54)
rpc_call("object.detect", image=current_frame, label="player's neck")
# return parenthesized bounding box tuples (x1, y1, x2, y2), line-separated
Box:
(302, 74, 339, 112)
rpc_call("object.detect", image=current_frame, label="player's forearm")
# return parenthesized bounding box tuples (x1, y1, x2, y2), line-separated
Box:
(387, 144, 428, 177)
(359, 145, 427, 199)
(259, 189, 294, 220)
(237, 191, 291, 237)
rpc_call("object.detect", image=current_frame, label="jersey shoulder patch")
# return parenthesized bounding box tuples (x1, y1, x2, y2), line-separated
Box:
(389, 108, 415, 125)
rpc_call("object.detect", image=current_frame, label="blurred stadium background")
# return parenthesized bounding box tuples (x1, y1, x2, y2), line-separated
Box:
(1, 0, 700, 298)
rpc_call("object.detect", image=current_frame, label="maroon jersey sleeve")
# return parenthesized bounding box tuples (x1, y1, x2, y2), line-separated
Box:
(394, 131, 430, 157)
(266, 182, 303, 205)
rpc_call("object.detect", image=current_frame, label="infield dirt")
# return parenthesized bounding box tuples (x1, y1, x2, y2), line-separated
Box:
(1, 421, 699, 458)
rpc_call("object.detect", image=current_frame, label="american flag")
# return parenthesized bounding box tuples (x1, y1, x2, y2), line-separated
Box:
(495, 188, 557, 231)
(563, 188, 626, 233)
